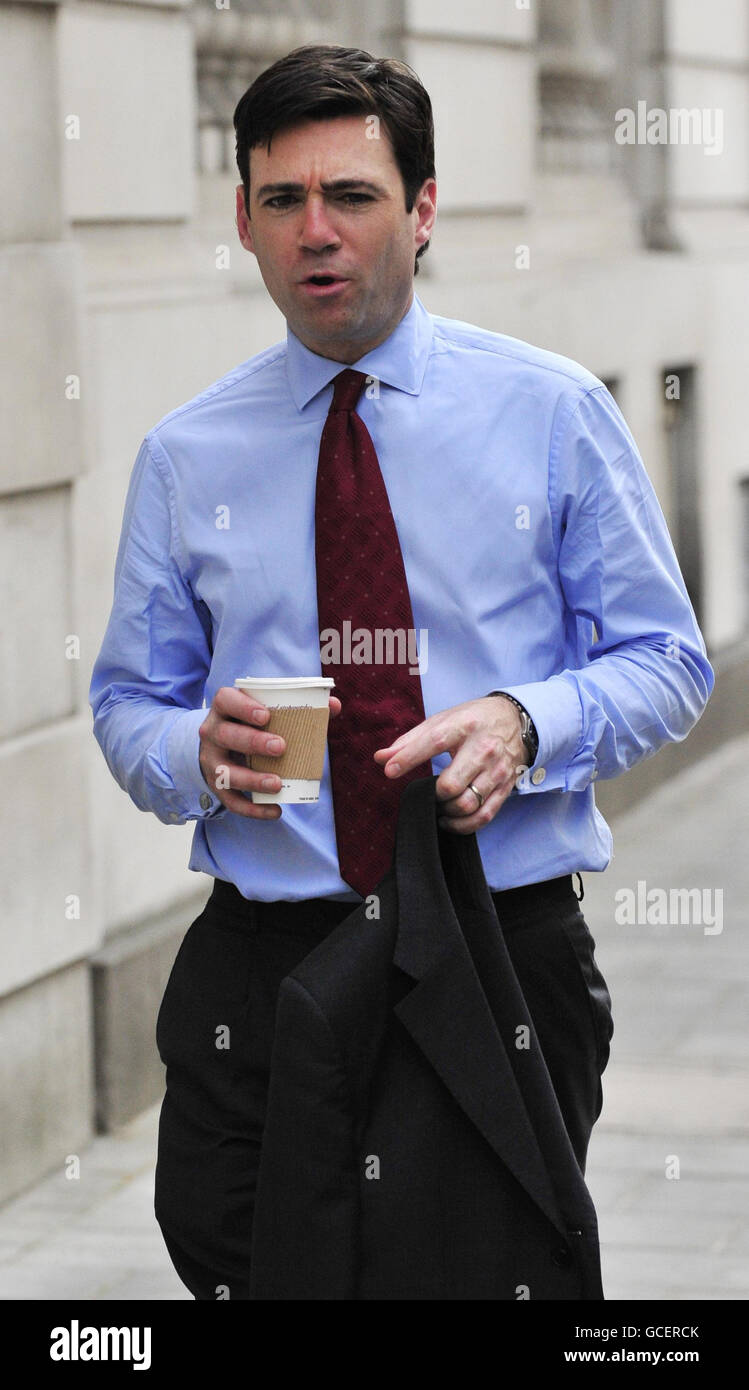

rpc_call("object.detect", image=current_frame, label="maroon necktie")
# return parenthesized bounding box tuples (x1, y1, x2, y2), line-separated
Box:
(315, 369, 432, 896)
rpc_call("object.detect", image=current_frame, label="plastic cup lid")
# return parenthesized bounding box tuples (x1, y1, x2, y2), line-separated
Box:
(234, 676, 335, 689)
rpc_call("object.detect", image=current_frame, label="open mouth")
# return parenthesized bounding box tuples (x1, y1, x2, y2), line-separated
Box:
(301, 274, 350, 297)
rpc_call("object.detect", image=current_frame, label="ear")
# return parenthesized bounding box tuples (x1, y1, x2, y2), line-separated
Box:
(414, 177, 437, 250)
(235, 184, 256, 255)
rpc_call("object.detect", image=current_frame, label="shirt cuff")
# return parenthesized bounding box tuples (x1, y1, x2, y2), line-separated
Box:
(491, 676, 590, 793)
(164, 707, 229, 824)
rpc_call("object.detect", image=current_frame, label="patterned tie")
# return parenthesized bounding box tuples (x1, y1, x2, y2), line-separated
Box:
(314, 368, 432, 896)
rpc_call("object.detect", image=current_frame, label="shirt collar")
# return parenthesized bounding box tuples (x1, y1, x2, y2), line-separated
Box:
(285, 290, 434, 411)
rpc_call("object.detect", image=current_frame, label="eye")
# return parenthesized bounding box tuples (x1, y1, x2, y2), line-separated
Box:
(263, 192, 373, 209)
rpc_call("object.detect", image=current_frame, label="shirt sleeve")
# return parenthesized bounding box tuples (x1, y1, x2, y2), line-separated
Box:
(496, 384, 715, 795)
(88, 436, 228, 825)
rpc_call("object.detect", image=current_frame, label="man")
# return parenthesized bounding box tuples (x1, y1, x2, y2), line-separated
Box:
(89, 44, 714, 1300)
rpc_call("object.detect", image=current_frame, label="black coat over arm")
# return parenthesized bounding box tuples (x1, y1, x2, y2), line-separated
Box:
(249, 776, 604, 1301)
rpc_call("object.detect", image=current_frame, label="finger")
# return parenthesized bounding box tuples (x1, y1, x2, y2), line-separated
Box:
(205, 762, 284, 817)
(211, 720, 286, 760)
(329, 696, 342, 717)
(438, 776, 491, 819)
(373, 719, 430, 761)
(201, 762, 283, 818)
(436, 741, 515, 812)
(214, 687, 272, 725)
(210, 761, 284, 796)
(373, 715, 450, 776)
(438, 781, 512, 835)
(219, 789, 283, 820)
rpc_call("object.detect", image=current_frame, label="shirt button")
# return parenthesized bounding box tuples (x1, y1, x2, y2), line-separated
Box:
(199, 792, 213, 810)
(168, 812, 181, 824)
(531, 767, 546, 785)
(590, 769, 598, 781)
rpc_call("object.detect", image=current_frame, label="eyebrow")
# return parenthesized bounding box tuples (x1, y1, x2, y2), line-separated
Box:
(255, 178, 386, 201)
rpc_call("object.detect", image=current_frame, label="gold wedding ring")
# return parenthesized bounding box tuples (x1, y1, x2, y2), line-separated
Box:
(468, 782, 484, 809)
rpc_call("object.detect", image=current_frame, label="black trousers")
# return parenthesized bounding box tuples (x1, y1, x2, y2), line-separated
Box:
(154, 873, 613, 1301)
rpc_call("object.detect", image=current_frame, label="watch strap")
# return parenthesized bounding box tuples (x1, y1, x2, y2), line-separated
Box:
(487, 691, 539, 765)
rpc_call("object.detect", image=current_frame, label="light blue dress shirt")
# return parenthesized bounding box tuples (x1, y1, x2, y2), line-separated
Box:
(89, 291, 714, 900)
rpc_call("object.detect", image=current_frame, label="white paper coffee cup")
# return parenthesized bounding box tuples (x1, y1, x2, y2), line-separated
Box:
(234, 676, 334, 804)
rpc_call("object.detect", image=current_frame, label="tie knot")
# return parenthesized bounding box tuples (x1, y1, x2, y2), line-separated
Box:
(330, 368, 367, 414)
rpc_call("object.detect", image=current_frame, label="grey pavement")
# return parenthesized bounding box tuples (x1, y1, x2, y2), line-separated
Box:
(1, 733, 747, 1300)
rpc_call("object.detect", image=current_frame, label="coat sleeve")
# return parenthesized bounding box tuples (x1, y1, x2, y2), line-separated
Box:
(249, 975, 360, 1300)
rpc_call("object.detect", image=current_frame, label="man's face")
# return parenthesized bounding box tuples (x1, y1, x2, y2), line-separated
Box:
(235, 115, 436, 363)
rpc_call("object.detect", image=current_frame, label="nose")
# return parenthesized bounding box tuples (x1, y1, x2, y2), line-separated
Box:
(299, 192, 342, 253)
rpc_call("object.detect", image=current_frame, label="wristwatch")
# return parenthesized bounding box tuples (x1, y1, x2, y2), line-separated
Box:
(487, 691, 539, 766)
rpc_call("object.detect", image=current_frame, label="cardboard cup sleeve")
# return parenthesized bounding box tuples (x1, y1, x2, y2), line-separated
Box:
(247, 705, 330, 780)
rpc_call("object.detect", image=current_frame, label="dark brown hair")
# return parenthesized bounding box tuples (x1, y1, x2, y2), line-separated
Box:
(233, 44, 435, 274)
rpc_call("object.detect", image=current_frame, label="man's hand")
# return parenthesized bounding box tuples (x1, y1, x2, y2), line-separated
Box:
(373, 696, 526, 834)
(199, 687, 342, 819)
